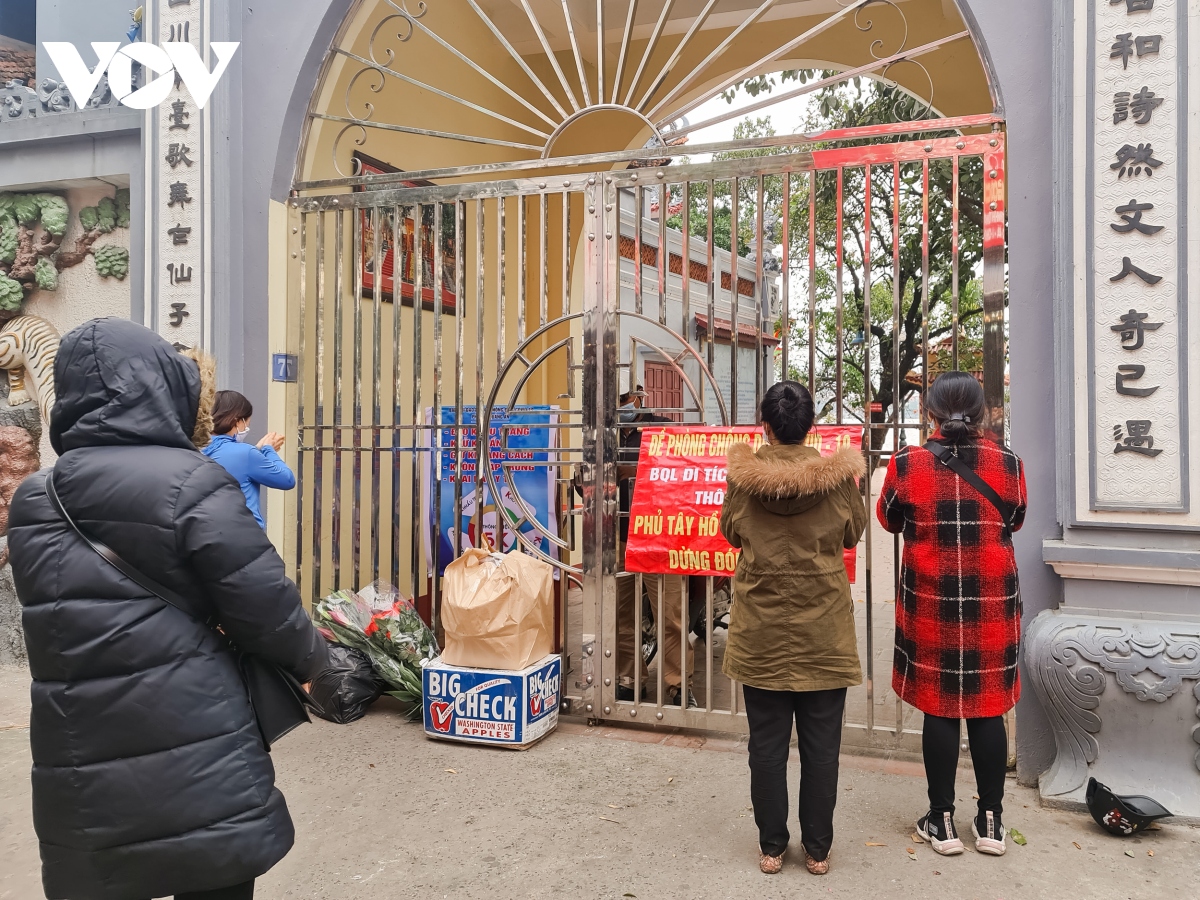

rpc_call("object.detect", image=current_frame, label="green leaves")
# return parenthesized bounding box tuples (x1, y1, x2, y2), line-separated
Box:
(79, 206, 100, 232)
(95, 197, 117, 233)
(34, 257, 58, 291)
(94, 245, 130, 280)
(0, 216, 16, 266)
(115, 188, 131, 229)
(0, 274, 24, 311)
(720, 69, 831, 104)
(34, 194, 69, 236)
(81, 196, 116, 234)
(11, 194, 39, 226)
(80, 192, 129, 235)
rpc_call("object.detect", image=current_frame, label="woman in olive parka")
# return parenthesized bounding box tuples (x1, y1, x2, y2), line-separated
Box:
(720, 381, 866, 877)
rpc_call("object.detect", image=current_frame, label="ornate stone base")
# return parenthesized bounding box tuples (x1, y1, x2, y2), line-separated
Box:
(1026, 609, 1200, 818)
(0, 537, 25, 664)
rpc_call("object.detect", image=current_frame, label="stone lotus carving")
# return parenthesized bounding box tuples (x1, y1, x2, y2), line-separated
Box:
(1027, 611, 1200, 797)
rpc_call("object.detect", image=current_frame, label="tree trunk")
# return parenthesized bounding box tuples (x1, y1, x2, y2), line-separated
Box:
(55, 229, 100, 269)
(8, 225, 38, 285)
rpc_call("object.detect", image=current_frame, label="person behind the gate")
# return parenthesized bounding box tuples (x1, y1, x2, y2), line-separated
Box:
(877, 371, 1027, 858)
(615, 385, 695, 707)
(719, 381, 866, 876)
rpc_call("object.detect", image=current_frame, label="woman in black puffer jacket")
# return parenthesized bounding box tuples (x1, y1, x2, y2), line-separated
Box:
(9, 318, 329, 900)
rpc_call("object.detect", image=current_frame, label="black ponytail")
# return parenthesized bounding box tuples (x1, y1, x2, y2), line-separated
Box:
(925, 371, 984, 443)
(760, 381, 815, 444)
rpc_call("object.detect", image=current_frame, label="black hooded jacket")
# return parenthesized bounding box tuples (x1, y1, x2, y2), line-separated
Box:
(9, 319, 329, 900)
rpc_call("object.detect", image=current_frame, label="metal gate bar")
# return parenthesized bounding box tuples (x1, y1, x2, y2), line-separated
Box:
(863, 165, 875, 737)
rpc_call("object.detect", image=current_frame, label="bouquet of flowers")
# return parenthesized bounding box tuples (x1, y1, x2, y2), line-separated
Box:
(312, 581, 438, 717)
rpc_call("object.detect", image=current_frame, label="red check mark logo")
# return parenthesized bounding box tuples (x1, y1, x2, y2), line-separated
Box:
(430, 700, 453, 732)
(530, 694, 542, 716)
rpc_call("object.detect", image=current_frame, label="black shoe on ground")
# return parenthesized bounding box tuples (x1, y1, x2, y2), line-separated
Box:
(972, 810, 1007, 856)
(615, 684, 646, 702)
(666, 685, 699, 708)
(917, 811, 965, 856)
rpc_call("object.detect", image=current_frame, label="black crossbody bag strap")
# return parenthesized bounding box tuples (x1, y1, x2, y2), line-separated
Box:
(924, 440, 1015, 538)
(45, 473, 207, 624)
(44, 472, 320, 749)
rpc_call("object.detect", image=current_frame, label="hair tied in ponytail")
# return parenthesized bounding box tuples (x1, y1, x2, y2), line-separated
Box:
(926, 371, 985, 443)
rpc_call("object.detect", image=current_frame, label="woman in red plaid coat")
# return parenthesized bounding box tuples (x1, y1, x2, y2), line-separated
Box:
(877, 372, 1027, 860)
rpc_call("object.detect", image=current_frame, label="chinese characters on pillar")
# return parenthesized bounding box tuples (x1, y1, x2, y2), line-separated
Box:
(1086, 0, 1185, 511)
(151, 0, 204, 350)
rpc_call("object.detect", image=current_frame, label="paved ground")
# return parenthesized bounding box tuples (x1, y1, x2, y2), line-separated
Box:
(1, 664, 1196, 900)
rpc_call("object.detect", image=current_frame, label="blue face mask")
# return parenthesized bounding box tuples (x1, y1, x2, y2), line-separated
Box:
(619, 402, 637, 423)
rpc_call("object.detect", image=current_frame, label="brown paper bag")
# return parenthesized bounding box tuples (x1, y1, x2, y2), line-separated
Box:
(441, 548, 555, 670)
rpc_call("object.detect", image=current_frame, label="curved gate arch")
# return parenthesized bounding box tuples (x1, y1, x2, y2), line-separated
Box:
(292, 0, 999, 188)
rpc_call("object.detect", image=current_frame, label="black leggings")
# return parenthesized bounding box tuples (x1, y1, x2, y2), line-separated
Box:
(922, 714, 1007, 819)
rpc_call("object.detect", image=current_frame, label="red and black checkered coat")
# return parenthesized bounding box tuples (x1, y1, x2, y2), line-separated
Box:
(876, 435, 1027, 719)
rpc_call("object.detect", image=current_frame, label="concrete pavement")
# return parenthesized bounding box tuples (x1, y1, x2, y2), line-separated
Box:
(1, 664, 1196, 899)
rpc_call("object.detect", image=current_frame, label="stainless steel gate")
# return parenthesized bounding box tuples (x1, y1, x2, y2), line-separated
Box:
(288, 125, 1007, 747)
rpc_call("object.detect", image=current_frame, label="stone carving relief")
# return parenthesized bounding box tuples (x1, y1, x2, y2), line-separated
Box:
(0, 75, 116, 124)
(0, 316, 60, 427)
(0, 314, 59, 664)
(1, 190, 132, 311)
(1026, 610, 1200, 797)
(1193, 682, 1200, 773)
(0, 425, 40, 559)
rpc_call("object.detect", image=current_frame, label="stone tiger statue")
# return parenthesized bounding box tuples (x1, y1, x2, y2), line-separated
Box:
(0, 315, 60, 427)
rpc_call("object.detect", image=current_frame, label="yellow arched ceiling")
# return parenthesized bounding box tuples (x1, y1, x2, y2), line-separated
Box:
(295, 0, 995, 187)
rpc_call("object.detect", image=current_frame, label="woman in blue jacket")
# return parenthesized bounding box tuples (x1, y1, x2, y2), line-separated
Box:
(203, 390, 295, 528)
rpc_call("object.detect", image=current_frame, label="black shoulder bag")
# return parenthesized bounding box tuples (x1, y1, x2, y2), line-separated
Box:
(45, 474, 321, 750)
(924, 440, 1016, 539)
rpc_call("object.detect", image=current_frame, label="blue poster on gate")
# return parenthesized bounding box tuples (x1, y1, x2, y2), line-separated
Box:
(423, 406, 558, 575)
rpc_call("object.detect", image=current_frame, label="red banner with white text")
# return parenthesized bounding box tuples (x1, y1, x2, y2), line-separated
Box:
(624, 426, 863, 578)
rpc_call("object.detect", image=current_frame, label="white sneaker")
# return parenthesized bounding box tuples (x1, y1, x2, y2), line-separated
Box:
(972, 811, 1007, 856)
(917, 812, 965, 856)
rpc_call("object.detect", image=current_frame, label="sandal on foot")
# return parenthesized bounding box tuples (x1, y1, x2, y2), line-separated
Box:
(759, 850, 785, 874)
(804, 849, 830, 875)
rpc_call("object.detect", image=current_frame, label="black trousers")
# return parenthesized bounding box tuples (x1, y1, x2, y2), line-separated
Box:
(922, 713, 1007, 819)
(135, 880, 254, 900)
(742, 685, 846, 861)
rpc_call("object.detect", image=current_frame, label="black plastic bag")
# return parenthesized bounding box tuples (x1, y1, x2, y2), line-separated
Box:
(309, 644, 385, 724)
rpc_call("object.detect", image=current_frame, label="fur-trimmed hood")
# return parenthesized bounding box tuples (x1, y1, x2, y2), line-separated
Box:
(727, 441, 865, 515)
(181, 347, 216, 448)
